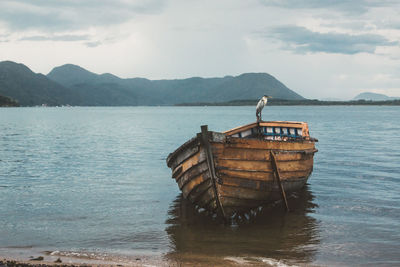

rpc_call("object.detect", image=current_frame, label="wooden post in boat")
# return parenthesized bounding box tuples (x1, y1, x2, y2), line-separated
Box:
(270, 151, 290, 212)
(200, 125, 227, 219)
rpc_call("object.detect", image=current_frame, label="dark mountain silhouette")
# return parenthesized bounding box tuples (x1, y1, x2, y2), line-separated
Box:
(0, 61, 81, 106)
(48, 64, 305, 105)
(1, 61, 305, 106)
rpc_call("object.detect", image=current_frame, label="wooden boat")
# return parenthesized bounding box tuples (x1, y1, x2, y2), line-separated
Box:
(166, 121, 318, 220)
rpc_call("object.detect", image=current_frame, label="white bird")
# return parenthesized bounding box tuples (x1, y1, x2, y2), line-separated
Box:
(256, 95, 271, 122)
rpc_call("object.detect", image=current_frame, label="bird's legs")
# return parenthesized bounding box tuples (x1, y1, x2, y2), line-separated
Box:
(256, 112, 261, 122)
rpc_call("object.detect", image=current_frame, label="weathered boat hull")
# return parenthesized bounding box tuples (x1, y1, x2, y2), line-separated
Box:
(167, 122, 317, 219)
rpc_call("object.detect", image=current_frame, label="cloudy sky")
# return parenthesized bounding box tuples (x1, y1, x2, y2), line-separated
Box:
(1, 0, 400, 99)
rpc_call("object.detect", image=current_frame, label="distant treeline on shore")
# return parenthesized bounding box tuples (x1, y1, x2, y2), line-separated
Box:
(175, 98, 400, 106)
(0, 94, 19, 107)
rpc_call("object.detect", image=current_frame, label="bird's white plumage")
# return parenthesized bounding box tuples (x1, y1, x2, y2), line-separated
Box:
(256, 96, 269, 122)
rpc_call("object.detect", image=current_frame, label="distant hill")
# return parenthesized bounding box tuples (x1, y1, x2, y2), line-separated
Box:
(48, 64, 122, 87)
(353, 92, 400, 101)
(0, 61, 81, 106)
(0, 60, 305, 106)
(47, 64, 304, 105)
(47, 64, 305, 105)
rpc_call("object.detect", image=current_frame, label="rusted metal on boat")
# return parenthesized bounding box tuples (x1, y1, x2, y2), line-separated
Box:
(166, 121, 318, 219)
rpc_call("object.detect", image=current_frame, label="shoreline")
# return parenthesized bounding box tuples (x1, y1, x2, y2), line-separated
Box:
(0, 250, 296, 267)
(0, 255, 168, 267)
(0, 249, 169, 267)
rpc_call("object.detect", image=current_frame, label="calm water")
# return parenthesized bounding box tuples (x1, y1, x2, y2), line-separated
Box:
(0, 106, 399, 266)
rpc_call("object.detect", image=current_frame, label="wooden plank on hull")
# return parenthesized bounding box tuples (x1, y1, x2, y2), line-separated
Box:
(217, 169, 274, 184)
(214, 139, 315, 151)
(220, 175, 262, 190)
(187, 179, 213, 203)
(218, 175, 278, 191)
(217, 158, 274, 172)
(216, 168, 311, 181)
(218, 173, 310, 190)
(215, 157, 314, 173)
(172, 164, 183, 178)
(173, 149, 206, 179)
(218, 170, 274, 182)
(181, 148, 206, 173)
(182, 173, 209, 198)
(218, 183, 270, 201)
(213, 146, 314, 161)
(177, 161, 209, 189)
(280, 158, 314, 172)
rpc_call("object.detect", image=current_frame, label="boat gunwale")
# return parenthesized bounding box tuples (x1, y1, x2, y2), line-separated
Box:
(167, 136, 199, 168)
(223, 121, 311, 136)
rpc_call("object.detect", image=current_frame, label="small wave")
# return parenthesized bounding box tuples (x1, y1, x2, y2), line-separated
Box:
(259, 258, 298, 267)
(224, 256, 297, 267)
(48, 250, 108, 260)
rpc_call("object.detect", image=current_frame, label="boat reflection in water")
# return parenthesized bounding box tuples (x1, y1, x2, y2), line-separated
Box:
(165, 185, 320, 266)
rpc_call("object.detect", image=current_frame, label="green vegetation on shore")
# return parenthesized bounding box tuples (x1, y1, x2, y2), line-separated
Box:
(0, 94, 19, 107)
(175, 98, 400, 106)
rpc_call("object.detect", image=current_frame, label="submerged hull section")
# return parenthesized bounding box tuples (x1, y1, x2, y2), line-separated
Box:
(167, 122, 317, 219)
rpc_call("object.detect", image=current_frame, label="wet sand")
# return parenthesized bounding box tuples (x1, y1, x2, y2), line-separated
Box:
(0, 250, 297, 267)
(0, 252, 167, 267)
(0, 255, 283, 267)
(0, 255, 166, 267)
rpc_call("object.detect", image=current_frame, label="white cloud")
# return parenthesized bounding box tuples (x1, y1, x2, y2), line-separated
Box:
(266, 25, 398, 54)
(0, 0, 165, 31)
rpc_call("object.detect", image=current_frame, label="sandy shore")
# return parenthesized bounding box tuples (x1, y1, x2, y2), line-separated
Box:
(0, 256, 171, 267)
(0, 253, 296, 267)
(0, 253, 170, 267)
(0, 249, 169, 267)
(0, 247, 292, 266)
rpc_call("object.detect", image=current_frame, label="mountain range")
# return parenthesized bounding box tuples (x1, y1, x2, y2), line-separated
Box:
(353, 92, 400, 101)
(0, 61, 304, 106)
